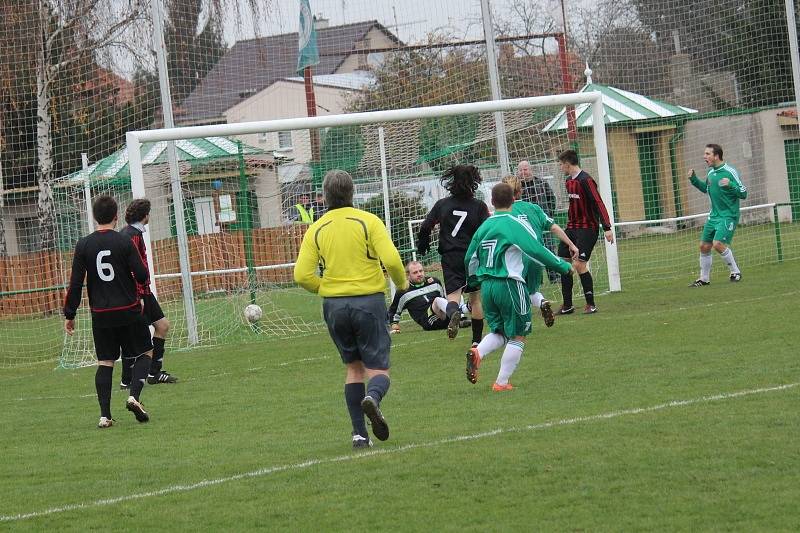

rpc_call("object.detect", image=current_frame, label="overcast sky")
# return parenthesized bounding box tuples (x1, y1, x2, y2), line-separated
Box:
(225, 0, 566, 45)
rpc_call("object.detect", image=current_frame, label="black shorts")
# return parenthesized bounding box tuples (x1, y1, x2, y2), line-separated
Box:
(440, 251, 478, 295)
(142, 293, 165, 324)
(559, 228, 599, 262)
(322, 293, 391, 370)
(92, 316, 153, 361)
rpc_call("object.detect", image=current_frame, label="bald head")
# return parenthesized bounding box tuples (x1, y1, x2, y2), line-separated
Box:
(517, 160, 532, 180)
(405, 260, 425, 284)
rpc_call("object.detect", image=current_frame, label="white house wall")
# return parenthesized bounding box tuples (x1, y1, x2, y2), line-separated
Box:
(335, 28, 396, 73)
(224, 80, 356, 164)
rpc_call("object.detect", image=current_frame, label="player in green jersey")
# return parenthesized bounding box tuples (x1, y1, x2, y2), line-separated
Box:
(502, 175, 578, 327)
(463, 183, 573, 391)
(688, 144, 747, 286)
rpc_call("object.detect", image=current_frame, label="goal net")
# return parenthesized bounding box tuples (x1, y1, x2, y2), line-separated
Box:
(1, 0, 799, 368)
(119, 93, 616, 356)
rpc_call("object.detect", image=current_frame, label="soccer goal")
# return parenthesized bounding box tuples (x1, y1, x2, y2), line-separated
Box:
(110, 93, 618, 356)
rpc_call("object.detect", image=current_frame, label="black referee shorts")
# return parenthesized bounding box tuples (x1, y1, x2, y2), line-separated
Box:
(440, 250, 477, 295)
(93, 316, 153, 361)
(559, 228, 600, 262)
(322, 293, 391, 370)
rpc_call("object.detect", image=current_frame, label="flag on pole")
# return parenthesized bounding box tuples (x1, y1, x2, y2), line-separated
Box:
(297, 0, 319, 75)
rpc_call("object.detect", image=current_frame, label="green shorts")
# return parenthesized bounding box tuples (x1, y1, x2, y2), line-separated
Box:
(524, 264, 543, 295)
(481, 278, 532, 338)
(701, 217, 737, 244)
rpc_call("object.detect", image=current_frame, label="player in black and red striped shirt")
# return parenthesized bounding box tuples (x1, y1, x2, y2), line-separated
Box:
(63, 195, 154, 427)
(556, 150, 614, 315)
(120, 199, 177, 387)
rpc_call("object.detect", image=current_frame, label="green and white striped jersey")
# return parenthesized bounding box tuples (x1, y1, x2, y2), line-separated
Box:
(690, 163, 747, 220)
(465, 213, 570, 285)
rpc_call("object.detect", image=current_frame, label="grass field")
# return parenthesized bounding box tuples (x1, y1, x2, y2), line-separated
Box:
(3, 220, 800, 369)
(1, 260, 799, 530)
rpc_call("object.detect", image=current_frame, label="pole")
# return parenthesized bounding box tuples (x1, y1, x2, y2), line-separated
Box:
(480, 0, 510, 175)
(773, 204, 784, 262)
(378, 127, 396, 299)
(80, 153, 93, 234)
(786, 0, 800, 135)
(152, 0, 198, 344)
(557, 33, 577, 144)
(237, 141, 257, 304)
(590, 93, 621, 292)
(304, 66, 321, 186)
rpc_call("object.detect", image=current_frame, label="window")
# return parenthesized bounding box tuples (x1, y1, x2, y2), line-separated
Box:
(277, 131, 293, 150)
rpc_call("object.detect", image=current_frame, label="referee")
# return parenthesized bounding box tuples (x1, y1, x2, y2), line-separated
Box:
(294, 170, 408, 449)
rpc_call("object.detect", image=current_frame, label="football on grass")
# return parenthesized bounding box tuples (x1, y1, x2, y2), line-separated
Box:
(244, 304, 263, 323)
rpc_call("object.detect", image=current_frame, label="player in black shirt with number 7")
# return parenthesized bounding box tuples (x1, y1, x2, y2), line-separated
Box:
(63, 195, 154, 427)
(417, 165, 489, 347)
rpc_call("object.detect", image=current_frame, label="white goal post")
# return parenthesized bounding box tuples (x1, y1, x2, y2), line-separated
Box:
(126, 92, 620, 346)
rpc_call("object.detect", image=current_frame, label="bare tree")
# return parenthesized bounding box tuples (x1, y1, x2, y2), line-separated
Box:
(33, 0, 146, 250)
(34, 0, 265, 251)
(491, 0, 560, 57)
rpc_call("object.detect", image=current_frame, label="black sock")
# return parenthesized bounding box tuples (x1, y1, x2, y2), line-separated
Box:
(445, 301, 459, 319)
(561, 272, 574, 308)
(120, 356, 134, 385)
(345, 383, 368, 438)
(150, 337, 165, 375)
(471, 318, 483, 344)
(579, 272, 595, 306)
(95, 365, 113, 419)
(130, 355, 152, 401)
(366, 374, 391, 404)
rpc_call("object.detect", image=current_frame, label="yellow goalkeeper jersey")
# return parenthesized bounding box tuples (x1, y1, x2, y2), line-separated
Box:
(293, 206, 408, 297)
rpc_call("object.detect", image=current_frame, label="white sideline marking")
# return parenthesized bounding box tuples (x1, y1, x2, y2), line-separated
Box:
(279, 355, 329, 366)
(1, 382, 796, 523)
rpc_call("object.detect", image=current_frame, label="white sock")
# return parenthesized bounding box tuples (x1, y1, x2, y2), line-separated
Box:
(530, 292, 544, 309)
(700, 252, 712, 282)
(476, 332, 505, 360)
(459, 302, 470, 315)
(496, 340, 524, 385)
(720, 248, 740, 274)
(432, 297, 449, 316)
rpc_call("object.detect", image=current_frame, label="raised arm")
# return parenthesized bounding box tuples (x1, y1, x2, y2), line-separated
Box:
(721, 170, 748, 199)
(688, 169, 708, 193)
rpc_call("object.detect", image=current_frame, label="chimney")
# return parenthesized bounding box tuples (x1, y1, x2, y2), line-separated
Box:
(314, 15, 329, 30)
